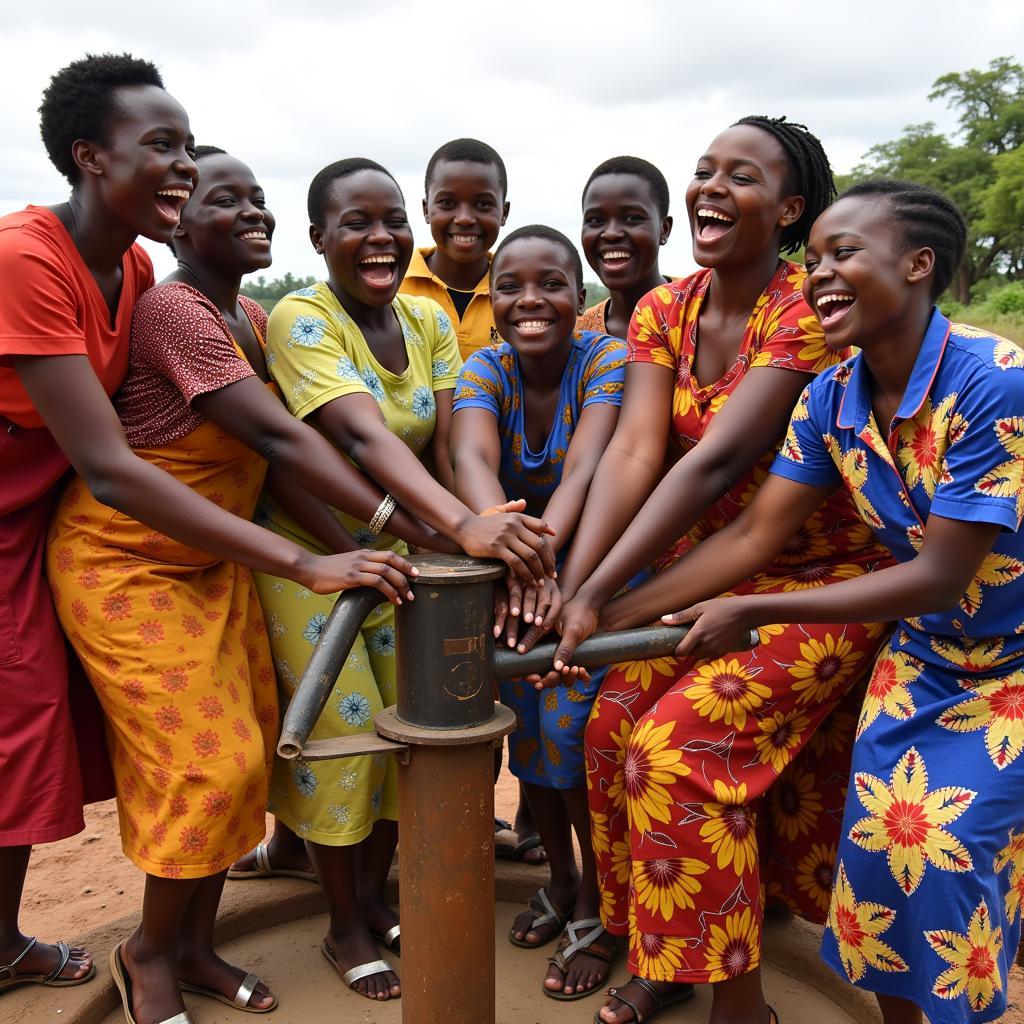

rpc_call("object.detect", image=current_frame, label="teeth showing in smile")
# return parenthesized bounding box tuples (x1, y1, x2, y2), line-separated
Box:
(360, 255, 396, 265)
(240, 230, 268, 240)
(601, 250, 631, 262)
(515, 320, 553, 332)
(157, 189, 191, 201)
(816, 292, 855, 313)
(696, 208, 735, 224)
(451, 234, 479, 244)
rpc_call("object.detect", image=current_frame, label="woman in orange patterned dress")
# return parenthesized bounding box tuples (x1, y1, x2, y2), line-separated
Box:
(46, 148, 435, 1024)
(543, 118, 894, 1024)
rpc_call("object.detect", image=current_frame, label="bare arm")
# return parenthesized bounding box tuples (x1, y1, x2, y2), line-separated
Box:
(451, 406, 508, 512)
(312, 390, 555, 582)
(15, 354, 415, 599)
(668, 511, 999, 663)
(193, 375, 454, 552)
(573, 365, 813, 610)
(430, 389, 456, 493)
(555, 361, 674, 596)
(263, 467, 360, 553)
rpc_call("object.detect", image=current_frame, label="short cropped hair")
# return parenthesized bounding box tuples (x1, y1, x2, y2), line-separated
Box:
(492, 224, 584, 292)
(582, 156, 670, 219)
(307, 157, 403, 230)
(39, 53, 164, 184)
(424, 138, 508, 199)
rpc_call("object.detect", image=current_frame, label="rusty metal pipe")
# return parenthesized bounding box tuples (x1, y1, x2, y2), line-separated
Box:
(277, 586, 383, 758)
(494, 623, 689, 679)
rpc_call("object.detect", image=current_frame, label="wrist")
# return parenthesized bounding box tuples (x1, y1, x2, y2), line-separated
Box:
(285, 546, 317, 589)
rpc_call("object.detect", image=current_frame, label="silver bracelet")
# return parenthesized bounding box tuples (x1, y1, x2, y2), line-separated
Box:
(748, 628, 761, 649)
(368, 494, 397, 536)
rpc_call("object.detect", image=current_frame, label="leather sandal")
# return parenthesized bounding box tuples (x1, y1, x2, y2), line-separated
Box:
(508, 888, 574, 949)
(110, 941, 195, 1024)
(180, 971, 278, 1013)
(544, 918, 615, 1000)
(593, 976, 695, 1023)
(321, 939, 398, 1000)
(0, 936, 95, 992)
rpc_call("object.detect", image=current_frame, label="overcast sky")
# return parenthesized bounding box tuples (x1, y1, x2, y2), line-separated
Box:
(4, 0, 1022, 287)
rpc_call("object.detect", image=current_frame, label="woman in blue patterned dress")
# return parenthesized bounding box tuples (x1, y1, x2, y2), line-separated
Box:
(451, 225, 627, 1000)
(639, 180, 1024, 1024)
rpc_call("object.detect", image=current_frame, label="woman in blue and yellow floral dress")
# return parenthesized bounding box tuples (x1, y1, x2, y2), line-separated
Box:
(659, 180, 1024, 1024)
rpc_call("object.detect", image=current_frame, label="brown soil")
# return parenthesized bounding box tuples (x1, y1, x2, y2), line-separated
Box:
(18, 766, 1024, 1022)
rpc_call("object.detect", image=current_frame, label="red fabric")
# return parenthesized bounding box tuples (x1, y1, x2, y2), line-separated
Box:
(0, 207, 148, 843)
(117, 283, 266, 447)
(0, 206, 153, 429)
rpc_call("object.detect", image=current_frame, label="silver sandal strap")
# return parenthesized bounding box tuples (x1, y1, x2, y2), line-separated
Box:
(253, 842, 271, 875)
(157, 1014, 196, 1024)
(529, 888, 559, 929)
(0, 936, 38, 980)
(342, 959, 392, 987)
(382, 924, 401, 946)
(42, 941, 71, 984)
(561, 918, 604, 960)
(234, 972, 260, 1007)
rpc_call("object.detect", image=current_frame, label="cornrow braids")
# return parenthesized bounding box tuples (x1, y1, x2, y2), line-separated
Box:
(307, 157, 402, 229)
(841, 179, 967, 298)
(492, 224, 584, 292)
(733, 115, 836, 254)
(583, 156, 670, 219)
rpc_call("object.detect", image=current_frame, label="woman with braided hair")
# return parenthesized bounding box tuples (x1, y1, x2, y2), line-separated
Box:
(537, 117, 894, 1024)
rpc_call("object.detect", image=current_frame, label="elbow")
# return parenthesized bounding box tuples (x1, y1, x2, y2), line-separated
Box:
(81, 458, 135, 511)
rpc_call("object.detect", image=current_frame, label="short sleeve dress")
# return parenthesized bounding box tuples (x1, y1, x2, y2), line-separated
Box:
(584, 261, 895, 986)
(256, 283, 460, 845)
(0, 207, 152, 846)
(774, 311, 1024, 1024)
(47, 284, 279, 877)
(454, 330, 626, 788)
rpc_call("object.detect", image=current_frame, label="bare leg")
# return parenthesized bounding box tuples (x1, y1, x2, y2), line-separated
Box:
(121, 874, 203, 1024)
(0, 845, 92, 981)
(176, 870, 275, 1009)
(510, 782, 577, 945)
(306, 839, 400, 1000)
(357, 820, 400, 951)
(544, 784, 614, 995)
(228, 818, 314, 877)
(877, 993, 923, 1024)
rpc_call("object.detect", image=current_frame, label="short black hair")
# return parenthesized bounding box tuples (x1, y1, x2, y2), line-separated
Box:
(168, 146, 228, 255)
(39, 53, 164, 184)
(491, 225, 584, 292)
(307, 157, 403, 230)
(840, 179, 968, 298)
(732, 115, 836, 254)
(424, 138, 508, 199)
(582, 156, 670, 219)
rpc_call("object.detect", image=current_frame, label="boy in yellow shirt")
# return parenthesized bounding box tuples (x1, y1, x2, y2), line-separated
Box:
(400, 138, 509, 361)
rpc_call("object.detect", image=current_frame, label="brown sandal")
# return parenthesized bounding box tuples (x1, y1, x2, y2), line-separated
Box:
(544, 918, 615, 1001)
(592, 976, 695, 1023)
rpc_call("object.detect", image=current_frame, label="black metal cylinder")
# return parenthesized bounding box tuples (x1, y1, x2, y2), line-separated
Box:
(395, 555, 505, 729)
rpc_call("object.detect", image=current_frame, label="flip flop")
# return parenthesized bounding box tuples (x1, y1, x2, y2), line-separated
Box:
(370, 924, 401, 955)
(180, 972, 278, 1013)
(227, 841, 318, 883)
(544, 918, 615, 1001)
(110, 941, 195, 1024)
(593, 976, 695, 1023)
(0, 936, 96, 992)
(508, 888, 574, 949)
(320, 939, 398, 999)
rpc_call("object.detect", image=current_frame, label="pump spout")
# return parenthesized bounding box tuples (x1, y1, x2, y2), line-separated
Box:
(277, 587, 385, 759)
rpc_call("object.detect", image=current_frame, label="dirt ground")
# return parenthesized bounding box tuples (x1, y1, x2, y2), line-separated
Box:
(18, 763, 1024, 1023)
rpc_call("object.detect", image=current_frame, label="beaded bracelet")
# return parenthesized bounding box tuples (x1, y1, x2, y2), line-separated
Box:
(368, 494, 397, 536)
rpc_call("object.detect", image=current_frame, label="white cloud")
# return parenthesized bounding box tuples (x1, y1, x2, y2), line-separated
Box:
(4, 0, 1022, 283)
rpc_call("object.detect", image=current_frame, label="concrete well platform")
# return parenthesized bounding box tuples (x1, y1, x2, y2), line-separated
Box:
(8, 858, 876, 1024)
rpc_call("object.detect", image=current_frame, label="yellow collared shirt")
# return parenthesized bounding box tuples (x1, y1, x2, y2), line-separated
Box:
(400, 246, 499, 362)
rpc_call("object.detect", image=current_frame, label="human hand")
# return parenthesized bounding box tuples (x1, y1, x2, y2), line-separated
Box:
(661, 596, 761, 661)
(525, 594, 599, 689)
(513, 577, 563, 654)
(303, 549, 418, 604)
(456, 511, 556, 584)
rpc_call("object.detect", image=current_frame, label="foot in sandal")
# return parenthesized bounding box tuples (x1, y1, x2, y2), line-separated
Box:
(227, 834, 317, 882)
(0, 935, 94, 991)
(543, 919, 616, 999)
(321, 926, 400, 1000)
(595, 976, 695, 1023)
(178, 947, 276, 1012)
(111, 937, 190, 1024)
(509, 885, 576, 947)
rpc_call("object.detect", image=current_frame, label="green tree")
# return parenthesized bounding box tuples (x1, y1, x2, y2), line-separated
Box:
(839, 58, 1024, 303)
(240, 272, 317, 312)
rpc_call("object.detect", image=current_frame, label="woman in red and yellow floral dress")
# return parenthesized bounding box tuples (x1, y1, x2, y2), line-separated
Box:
(547, 118, 893, 1024)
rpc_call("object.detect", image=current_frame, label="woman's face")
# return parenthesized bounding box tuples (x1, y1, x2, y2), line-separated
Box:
(490, 237, 584, 358)
(684, 124, 803, 270)
(803, 195, 935, 351)
(91, 84, 199, 243)
(312, 170, 414, 308)
(176, 153, 274, 274)
(581, 173, 671, 291)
